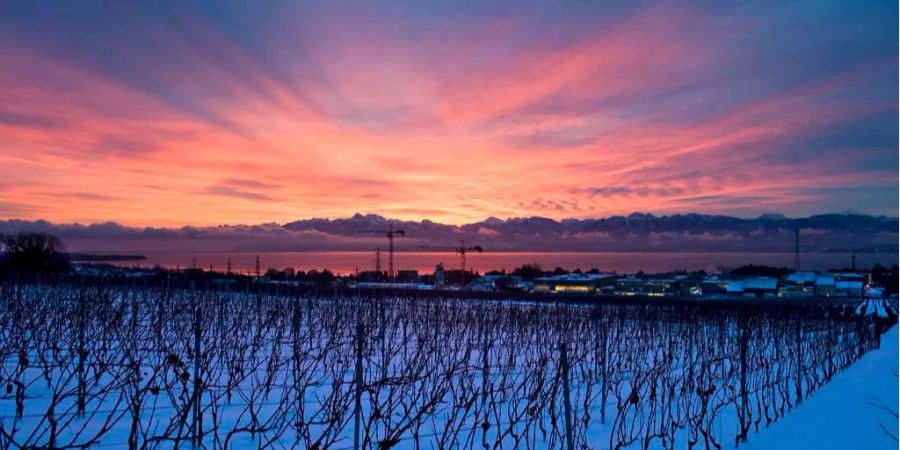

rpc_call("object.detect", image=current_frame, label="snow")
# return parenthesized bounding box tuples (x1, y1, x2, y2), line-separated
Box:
(816, 275, 836, 287)
(743, 325, 898, 450)
(856, 299, 896, 319)
(786, 272, 817, 284)
(1, 284, 894, 449)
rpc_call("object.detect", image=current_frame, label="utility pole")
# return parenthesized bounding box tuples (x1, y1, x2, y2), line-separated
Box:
(255, 254, 260, 278)
(226, 258, 232, 275)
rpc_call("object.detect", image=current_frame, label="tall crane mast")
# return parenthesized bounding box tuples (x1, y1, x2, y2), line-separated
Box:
(360, 224, 405, 282)
(421, 239, 484, 279)
(457, 240, 483, 276)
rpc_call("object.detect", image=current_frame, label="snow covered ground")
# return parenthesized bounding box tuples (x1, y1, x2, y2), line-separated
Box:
(0, 284, 891, 449)
(744, 324, 898, 450)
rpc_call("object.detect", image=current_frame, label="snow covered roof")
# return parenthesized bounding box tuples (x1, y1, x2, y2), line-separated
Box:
(721, 276, 778, 292)
(815, 274, 836, 286)
(538, 273, 616, 281)
(726, 281, 743, 293)
(743, 277, 779, 290)
(837, 272, 866, 281)
(786, 272, 817, 284)
(835, 280, 864, 290)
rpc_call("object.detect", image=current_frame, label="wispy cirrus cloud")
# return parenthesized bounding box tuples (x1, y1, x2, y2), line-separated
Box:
(222, 179, 283, 190)
(202, 185, 277, 202)
(583, 186, 687, 199)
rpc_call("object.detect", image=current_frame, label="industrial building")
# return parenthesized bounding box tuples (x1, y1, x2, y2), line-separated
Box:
(461, 270, 875, 300)
(613, 275, 685, 297)
(780, 271, 818, 297)
(464, 274, 530, 292)
(532, 273, 617, 294)
(778, 272, 866, 298)
(726, 277, 779, 298)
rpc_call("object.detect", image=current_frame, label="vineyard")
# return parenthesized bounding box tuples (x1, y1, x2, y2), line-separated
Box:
(0, 280, 889, 449)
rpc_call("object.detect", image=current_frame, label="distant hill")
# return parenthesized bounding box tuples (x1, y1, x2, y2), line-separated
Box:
(1, 212, 896, 253)
(282, 212, 897, 252)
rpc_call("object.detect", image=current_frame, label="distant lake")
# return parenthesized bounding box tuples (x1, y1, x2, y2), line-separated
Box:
(106, 251, 898, 275)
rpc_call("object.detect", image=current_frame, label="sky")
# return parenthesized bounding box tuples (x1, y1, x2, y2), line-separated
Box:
(0, 0, 897, 226)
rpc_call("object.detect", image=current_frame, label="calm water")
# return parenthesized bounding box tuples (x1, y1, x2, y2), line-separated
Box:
(111, 251, 897, 275)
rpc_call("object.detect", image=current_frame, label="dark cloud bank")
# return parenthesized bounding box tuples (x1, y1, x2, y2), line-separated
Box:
(0, 213, 895, 255)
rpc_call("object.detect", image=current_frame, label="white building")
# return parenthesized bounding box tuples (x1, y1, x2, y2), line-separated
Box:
(727, 277, 779, 298)
(780, 272, 817, 297)
(778, 271, 867, 298)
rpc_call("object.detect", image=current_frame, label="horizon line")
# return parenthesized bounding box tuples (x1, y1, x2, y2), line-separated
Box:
(0, 210, 894, 230)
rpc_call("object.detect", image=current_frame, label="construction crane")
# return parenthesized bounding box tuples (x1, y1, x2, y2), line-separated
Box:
(420, 240, 484, 277)
(359, 225, 405, 282)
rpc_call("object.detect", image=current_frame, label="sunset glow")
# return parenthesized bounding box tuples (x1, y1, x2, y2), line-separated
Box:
(0, 1, 896, 226)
